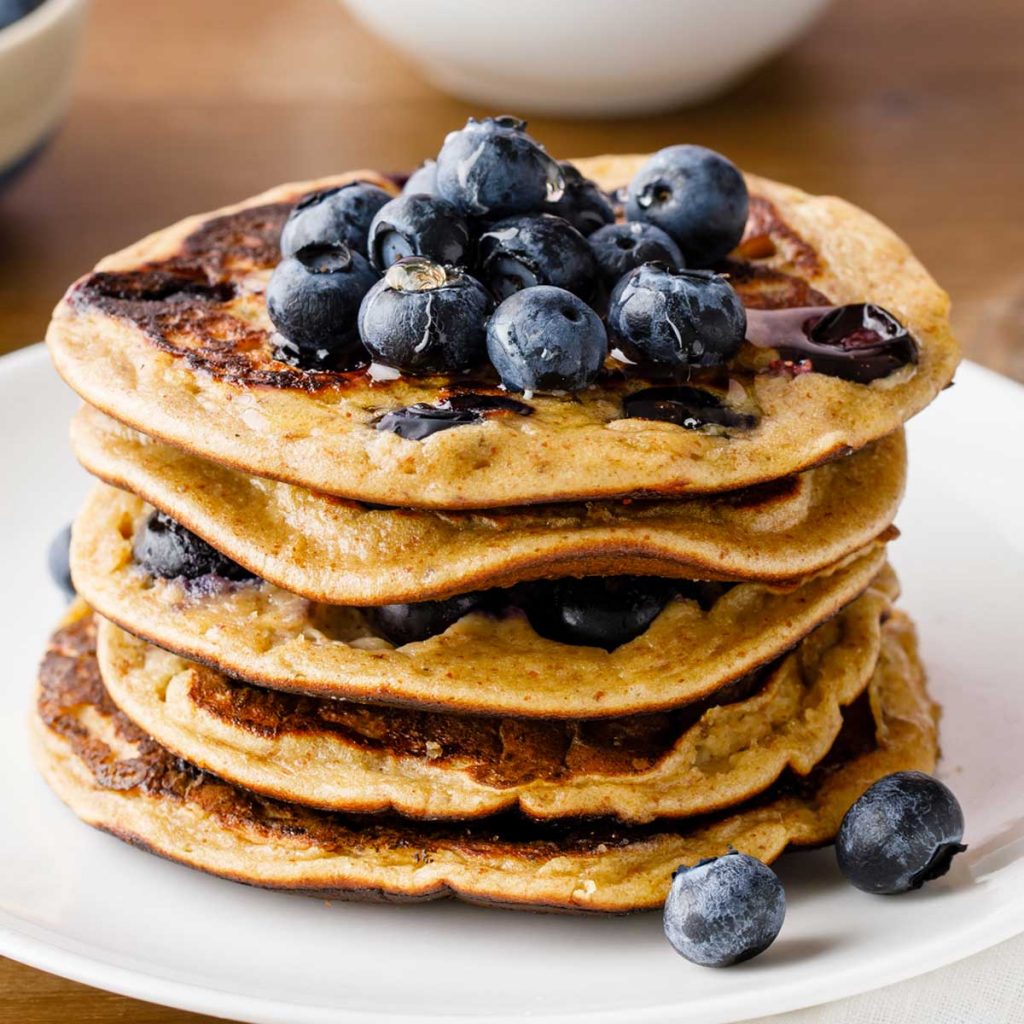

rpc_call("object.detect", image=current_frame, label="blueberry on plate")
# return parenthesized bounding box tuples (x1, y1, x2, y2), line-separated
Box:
(267, 242, 379, 370)
(367, 193, 471, 271)
(546, 161, 615, 236)
(372, 592, 485, 646)
(521, 576, 672, 650)
(358, 257, 491, 374)
(664, 851, 786, 968)
(402, 159, 437, 196)
(626, 145, 749, 266)
(607, 265, 745, 369)
(588, 222, 684, 287)
(280, 181, 392, 257)
(477, 213, 597, 302)
(47, 523, 74, 598)
(133, 511, 256, 582)
(435, 116, 564, 218)
(836, 771, 966, 894)
(486, 286, 606, 393)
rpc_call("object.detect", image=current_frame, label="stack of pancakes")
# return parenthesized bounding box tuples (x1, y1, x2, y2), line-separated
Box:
(37, 155, 959, 912)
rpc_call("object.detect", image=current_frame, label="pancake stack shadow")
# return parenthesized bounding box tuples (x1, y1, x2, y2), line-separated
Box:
(34, 159, 957, 913)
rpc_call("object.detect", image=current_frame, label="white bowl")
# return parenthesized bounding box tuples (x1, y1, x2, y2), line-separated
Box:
(0, 0, 86, 183)
(342, 0, 831, 118)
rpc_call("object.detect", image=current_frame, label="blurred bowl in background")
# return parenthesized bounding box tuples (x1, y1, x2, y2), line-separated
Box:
(341, 0, 831, 118)
(0, 0, 86, 188)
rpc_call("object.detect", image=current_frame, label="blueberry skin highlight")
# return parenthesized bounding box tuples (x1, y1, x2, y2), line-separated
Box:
(626, 145, 749, 267)
(367, 193, 471, 271)
(435, 116, 563, 218)
(607, 265, 745, 370)
(372, 592, 485, 646)
(588, 222, 685, 287)
(836, 771, 966, 894)
(664, 852, 786, 968)
(402, 160, 437, 196)
(546, 161, 615, 237)
(522, 576, 673, 650)
(477, 214, 598, 302)
(358, 259, 492, 374)
(48, 523, 74, 598)
(280, 182, 392, 257)
(133, 511, 256, 582)
(267, 243, 379, 369)
(486, 286, 607, 393)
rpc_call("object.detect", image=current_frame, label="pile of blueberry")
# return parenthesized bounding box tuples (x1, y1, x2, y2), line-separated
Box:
(266, 116, 750, 391)
(664, 772, 966, 968)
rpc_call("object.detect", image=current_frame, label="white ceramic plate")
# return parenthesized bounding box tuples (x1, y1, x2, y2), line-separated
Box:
(1, 344, 1023, 1024)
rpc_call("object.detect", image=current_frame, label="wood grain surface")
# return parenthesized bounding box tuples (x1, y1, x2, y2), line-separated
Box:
(2, 0, 1022, 1020)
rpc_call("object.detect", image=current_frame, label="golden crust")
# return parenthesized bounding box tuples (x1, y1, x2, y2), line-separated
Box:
(72, 405, 906, 602)
(32, 610, 939, 913)
(96, 582, 890, 822)
(46, 159, 959, 510)
(71, 484, 890, 718)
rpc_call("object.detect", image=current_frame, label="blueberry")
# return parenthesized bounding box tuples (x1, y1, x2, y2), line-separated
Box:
(0, 1, 40, 31)
(372, 592, 484, 646)
(281, 182, 392, 258)
(836, 771, 966, 894)
(588, 222, 685, 288)
(133, 511, 256, 582)
(402, 160, 437, 196)
(358, 257, 491, 374)
(267, 242, 378, 370)
(367, 194, 471, 271)
(477, 214, 597, 302)
(521, 576, 672, 650)
(546, 162, 615, 237)
(487, 286, 606, 393)
(626, 145, 749, 266)
(664, 851, 786, 968)
(435, 116, 563, 218)
(47, 523, 74, 598)
(607, 265, 745, 369)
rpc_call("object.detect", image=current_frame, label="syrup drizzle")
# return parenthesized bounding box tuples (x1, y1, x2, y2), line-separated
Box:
(376, 393, 533, 441)
(746, 304, 918, 383)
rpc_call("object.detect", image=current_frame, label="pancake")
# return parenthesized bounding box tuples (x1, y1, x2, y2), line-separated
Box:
(71, 485, 889, 717)
(46, 157, 959, 510)
(95, 577, 891, 822)
(72, 405, 906, 602)
(32, 607, 939, 913)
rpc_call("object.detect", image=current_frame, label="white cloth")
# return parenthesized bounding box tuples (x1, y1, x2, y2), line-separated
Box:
(745, 932, 1024, 1023)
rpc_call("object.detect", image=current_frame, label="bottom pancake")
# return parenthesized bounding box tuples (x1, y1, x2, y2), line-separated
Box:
(32, 607, 938, 913)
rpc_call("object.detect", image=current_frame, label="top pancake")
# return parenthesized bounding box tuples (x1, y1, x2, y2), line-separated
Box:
(46, 157, 959, 509)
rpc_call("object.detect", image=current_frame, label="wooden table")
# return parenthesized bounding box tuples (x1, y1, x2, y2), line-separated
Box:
(2, 0, 1021, 1019)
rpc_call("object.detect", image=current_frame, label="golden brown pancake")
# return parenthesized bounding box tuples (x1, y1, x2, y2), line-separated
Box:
(46, 158, 958, 510)
(95, 578, 891, 822)
(72, 404, 906, 602)
(72, 485, 889, 717)
(32, 606, 939, 913)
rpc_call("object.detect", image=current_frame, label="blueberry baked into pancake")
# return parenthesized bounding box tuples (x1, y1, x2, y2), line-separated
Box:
(37, 117, 965, 940)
